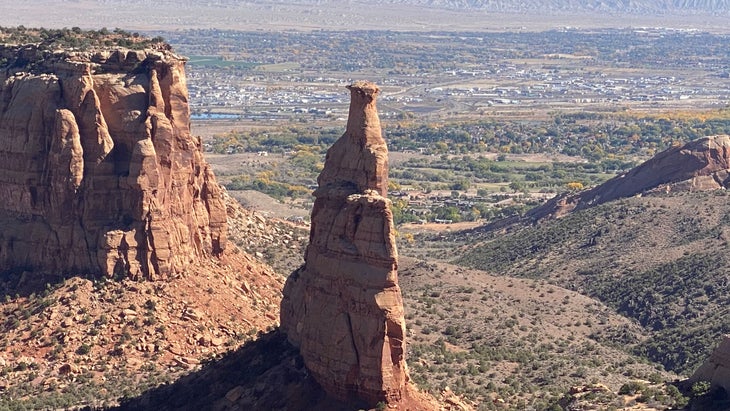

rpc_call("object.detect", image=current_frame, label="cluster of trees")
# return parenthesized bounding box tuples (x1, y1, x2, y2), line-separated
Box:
(390, 196, 530, 225)
(205, 126, 339, 155)
(226, 171, 311, 201)
(208, 111, 730, 168)
(395, 154, 622, 187)
(387, 112, 730, 160)
(166, 28, 730, 74)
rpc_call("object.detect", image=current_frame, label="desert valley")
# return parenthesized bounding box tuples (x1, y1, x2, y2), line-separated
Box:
(0, 1, 730, 410)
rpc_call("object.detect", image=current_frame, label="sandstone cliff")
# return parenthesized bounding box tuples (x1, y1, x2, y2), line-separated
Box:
(0, 44, 226, 280)
(526, 135, 730, 221)
(280, 82, 423, 408)
(690, 335, 730, 393)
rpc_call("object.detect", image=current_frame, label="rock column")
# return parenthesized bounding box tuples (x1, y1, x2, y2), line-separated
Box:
(281, 81, 409, 405)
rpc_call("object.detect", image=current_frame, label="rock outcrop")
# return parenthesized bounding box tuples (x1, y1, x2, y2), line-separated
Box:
(0, 44, 226, 280)
(526, 135, 730, 221)
(280, 82, 411, 406)
(690, 335, 730, 392)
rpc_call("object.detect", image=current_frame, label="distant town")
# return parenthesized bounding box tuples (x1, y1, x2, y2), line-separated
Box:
(161, 27, 730, 227)
(161, 28, 730, 123)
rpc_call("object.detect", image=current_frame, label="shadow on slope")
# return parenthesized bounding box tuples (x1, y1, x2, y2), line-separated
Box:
(113, 330, 364, 411)
(455, 192, 730, 376)
(0, 269, 89, 299)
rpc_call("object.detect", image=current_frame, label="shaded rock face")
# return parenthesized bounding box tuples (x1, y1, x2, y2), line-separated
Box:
(527, 135, 730, 221)
(280, 82, 409, 406)
(690, 335, 730, 392)
(0, 46, 226, 280)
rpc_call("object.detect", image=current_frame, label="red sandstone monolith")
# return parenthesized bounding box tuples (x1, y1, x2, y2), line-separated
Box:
(280, 81, 409, 406)
(0, 46, 226, 280)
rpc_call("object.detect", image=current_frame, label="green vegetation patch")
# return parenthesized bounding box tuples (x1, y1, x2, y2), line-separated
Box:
(456, 192, 730, 375)
(0, 26, 165, 52)
(186, 55, 259, 69)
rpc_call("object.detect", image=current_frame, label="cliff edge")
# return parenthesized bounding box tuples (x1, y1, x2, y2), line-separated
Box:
(0, 43, 226, 280)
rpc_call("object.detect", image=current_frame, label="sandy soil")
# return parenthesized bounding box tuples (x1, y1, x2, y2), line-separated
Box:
(227, 190, 310, 220)
(400, 220, 483, 232)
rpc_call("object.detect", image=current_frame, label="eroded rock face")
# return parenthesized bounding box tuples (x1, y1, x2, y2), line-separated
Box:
(0, 45, 226, 280)
(527, 135, 730, 221)
(690, 335, 730, 392)
(280, 81, 409, 406)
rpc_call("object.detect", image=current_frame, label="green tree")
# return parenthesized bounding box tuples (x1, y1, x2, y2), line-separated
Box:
(509, 181, 524, 192)
(690, 380, 711, 398)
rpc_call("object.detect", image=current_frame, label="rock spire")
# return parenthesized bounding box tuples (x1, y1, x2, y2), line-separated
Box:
(280, 81, 410, 406)
(0, 45, 226, 280)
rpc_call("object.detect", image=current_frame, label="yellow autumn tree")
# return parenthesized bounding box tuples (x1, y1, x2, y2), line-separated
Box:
(567, 181, 584, 191)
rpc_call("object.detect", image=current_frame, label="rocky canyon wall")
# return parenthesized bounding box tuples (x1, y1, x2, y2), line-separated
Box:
(0, 45, 226, 280)
(280, 81, 412, 406)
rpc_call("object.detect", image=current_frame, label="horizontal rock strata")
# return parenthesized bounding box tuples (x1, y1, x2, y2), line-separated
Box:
(281, 81, 409, 406)
(0, 45, 226, 280)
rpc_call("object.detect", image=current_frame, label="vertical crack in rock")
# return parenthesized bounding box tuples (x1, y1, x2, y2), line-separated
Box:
(281, 81, 411, 406)
(344, 311, 361, 370)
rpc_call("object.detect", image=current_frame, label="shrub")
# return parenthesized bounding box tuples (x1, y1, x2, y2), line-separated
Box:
(619, 381, 646, 395)
(690, 380, 711, 398)
(76, 344, 91, 355)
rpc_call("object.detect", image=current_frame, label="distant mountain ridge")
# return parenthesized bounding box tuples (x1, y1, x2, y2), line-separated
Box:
(254, 0, 730, 14)
(4, 1, 729, 32)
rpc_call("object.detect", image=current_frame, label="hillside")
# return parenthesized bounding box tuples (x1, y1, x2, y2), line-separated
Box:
(398, 257, 688, 410)
(0, 259, 284, 409)
(448, 136, 730, 377)
(451, 183, 730, 378)
(85, 252, 687, 411)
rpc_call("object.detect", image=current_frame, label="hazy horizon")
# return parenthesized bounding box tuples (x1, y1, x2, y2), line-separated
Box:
(1, 0, 729, 33)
